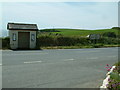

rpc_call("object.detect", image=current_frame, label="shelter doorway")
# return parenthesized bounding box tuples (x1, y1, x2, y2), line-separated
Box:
(18, 32, 30, 49)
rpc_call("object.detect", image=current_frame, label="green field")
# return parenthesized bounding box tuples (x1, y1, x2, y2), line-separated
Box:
(39, 28, 119, 37)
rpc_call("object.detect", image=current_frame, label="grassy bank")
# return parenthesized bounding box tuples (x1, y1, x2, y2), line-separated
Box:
(40, 44, 119, 49)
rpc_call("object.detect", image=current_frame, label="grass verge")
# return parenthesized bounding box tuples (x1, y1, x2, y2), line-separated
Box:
(40, 44, 119, 49)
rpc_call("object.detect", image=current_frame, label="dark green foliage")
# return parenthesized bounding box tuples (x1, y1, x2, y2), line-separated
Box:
(57, 37, 76, 46)
(37, 36, 55, 46)
(112, 27, 120, 30)
(37, 35, 91, 47)
(102, 32, 117, 38)
(117, 34, 120, 38)
(2, 37, 10, 49)
(37, 35, 119, 48)
(99, 37, 118, 44)
(114, 62, 120, 67)
(114, 62, 120, 73)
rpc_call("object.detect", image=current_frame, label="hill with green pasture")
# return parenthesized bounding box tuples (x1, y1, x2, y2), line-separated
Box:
(39, 28, 119, 37)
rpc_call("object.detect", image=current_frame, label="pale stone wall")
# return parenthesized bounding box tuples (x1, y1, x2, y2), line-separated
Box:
(30, 31, 37, 49)
(9, 30, 37, 49)
(9, 30, 18, 49)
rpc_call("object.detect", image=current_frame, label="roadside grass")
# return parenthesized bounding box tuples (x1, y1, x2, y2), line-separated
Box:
(40, 44, 119, 49)
(41, 46, 93, 49)
(114, 62, 120, 66)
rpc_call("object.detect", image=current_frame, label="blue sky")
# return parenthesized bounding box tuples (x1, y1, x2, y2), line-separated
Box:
(1, 2, 118, 37)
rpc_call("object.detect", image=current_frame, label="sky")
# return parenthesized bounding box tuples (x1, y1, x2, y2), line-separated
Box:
(1, 1, 118, 37)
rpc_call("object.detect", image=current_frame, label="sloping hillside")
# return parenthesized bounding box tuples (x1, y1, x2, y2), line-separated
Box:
(39, 28, 119, 37)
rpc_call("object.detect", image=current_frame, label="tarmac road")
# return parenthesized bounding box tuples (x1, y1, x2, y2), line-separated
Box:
(2, 47, 118, 88)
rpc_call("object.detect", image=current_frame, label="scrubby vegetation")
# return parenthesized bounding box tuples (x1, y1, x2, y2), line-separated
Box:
(106, 62, 120, 90)
(1, 27, 120, 49)
(102, 32, 117, 38)
(36, 35, 119, 49)
(2, 37, 10, 49)
(36, 27, 119, 49)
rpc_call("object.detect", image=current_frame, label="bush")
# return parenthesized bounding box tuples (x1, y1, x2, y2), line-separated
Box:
(112, 27, 120, 30)
(1, 34, 119, 49)
(36, 34, 120, 48)
(37, 35, 90, 47)
(37, 35, 56, 46)
(2, 37, 10, 49)
(102, 32, 116, 38)
(57, 36, 76, 46)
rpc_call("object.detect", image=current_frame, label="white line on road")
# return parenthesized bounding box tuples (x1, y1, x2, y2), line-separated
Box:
(0, 64, 2, 66)
(24, 61, 42, 64)
(64, 59, 75, 61)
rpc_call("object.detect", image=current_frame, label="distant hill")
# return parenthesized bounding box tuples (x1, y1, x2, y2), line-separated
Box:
(112, 27, 120, 30)
(40, 29, 60, 32)
(39, 28, 119, 37)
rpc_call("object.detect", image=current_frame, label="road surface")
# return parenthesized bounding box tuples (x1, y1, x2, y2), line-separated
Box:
(2, 47, 118, 88)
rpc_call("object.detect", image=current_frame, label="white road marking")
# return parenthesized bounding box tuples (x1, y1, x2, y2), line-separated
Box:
(0, 64, 2, 66)
(64, 59, 75, 61)
(24, 61, 42, 64)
